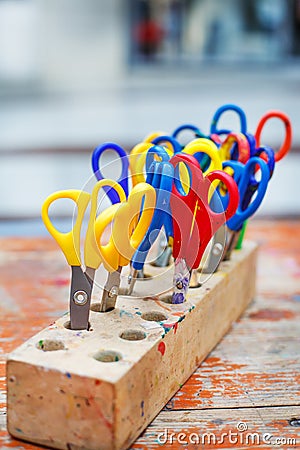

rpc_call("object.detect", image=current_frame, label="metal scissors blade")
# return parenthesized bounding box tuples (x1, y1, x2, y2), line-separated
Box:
(100, 267, 122, 312)
(70, 266, 94, 330)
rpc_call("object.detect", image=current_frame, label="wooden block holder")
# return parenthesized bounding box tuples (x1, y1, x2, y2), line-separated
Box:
(7, 241, 257, 450)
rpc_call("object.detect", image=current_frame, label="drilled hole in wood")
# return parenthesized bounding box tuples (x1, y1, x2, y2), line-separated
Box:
(93, 350, 122, 363)
(63, 321, 92, 330)
(119, 329, 146, 341)
(90, 303, 114, 313)
(157, 295, 173, 304)
(141, 311, 167, 322)
(37, 339, 65, 352)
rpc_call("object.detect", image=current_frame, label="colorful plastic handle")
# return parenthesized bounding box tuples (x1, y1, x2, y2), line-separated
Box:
(92, 142, 129, 203)
(220, 132, 250, 163)
(184, 138, 222, 175)
(170, 153, 239, 269)
(132, 160, 174, 271)
(151, 135, 182, 154)
(95, 183, 156, 272)
(41, 190, 91, 267)
(172, 123, 207, 141)
(129, 142, 155, 186)
(254, 146, 275, 178)
(210, 104, 247, 136)
(132, 144, 172, 186)
(255, 110, 292, 162)
(84, 180, 127, 270)
(225, 158, 270, 231)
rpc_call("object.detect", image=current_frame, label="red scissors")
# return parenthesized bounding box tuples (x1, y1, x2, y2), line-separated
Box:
(169, 153, 239, 303)
(255, 110, 292, 163)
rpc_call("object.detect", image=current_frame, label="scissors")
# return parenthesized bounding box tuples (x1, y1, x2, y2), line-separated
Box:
(219, 132, 250, 163)
(151, 139, 223, 273)
(95, 182, 156, 311)
(41, 180, 120, 330)
(221, 157, 270, 261)
(92, 143, 130, 204)
(151, 135, 182, 154)
(255, 110, 292, 163)
(172, 124, 208, 143)
(169, 153, 239, 303)
(210, 103, 247, 137)
(127, 153, 174, 294)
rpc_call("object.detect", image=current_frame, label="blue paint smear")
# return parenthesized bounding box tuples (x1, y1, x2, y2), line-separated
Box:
(66, 372, 71, 378)
(292, 294, 300, 302)
(120, 310, 134, 318)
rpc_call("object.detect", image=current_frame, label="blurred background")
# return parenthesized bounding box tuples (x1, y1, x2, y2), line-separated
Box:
(0, 0, 299, 234)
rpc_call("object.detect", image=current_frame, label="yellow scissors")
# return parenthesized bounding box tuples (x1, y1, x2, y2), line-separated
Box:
(42, 180, 117, 330)
(95, 181, 156, 311)
(42, 180, 156, 327)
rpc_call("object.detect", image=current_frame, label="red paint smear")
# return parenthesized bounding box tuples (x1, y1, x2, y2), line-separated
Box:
(173, 323, 178, 334)
(94, 380, 101, 386)
(249, 308, 294, 321)
(158, 342, 166, 356)
(42, 278, 69, 286)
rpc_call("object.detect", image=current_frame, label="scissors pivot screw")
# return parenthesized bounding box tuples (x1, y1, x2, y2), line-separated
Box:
(108, 286, 119, 298)
(176, 280, 184, 290)
(212, 243, 223, 256)
(73, 290, 88, 306)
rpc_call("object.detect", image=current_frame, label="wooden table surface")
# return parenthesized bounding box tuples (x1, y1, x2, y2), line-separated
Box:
(0, 220, 299, 449)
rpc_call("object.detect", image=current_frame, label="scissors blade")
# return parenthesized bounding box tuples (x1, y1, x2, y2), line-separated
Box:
(100, 267, 122, 312)
(70, 266, 94, 330)
(126, 268, 141, 295)
(223, 229, 240, 261)
(202, 225, 226, 274)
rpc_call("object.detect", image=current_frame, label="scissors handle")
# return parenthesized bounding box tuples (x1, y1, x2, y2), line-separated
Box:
(95, 183, 156, 271)
(220, 132, 250, 163)
(255, 110, 292, 162)
(41, 190, 90, 266)
(92, 143, 129, 203)
(84, 180, 127, 270)
(254, 145, 275, 178)
(132, 161, 174, 270)
(206, 170, 240, 221)
(151, 135, 182, 154)
(172, 124, 207, 140)
(226, 157, 270, 231)
(129, 142, 155, 186)
(210, 104, 247, 136)
(184, 138, 222, 174)
(170, 153, 239, 269)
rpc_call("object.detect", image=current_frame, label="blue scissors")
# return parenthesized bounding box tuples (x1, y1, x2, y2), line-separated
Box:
(210, 104, 247, 137)
(92, 142, 129, 204)
(241, 146, 275, 210)
(220, 157, 270, 261)
(145, 144, 170, 171)
(172, 124, 207, 143)
(151, 135, 182, 154)
(127, 150, 174, 294)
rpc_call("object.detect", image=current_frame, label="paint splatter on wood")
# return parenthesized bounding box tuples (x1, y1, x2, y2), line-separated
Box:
(0, 221, 300, 448)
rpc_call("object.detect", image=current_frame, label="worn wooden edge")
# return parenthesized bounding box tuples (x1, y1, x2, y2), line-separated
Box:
(6, 241, 258, 450)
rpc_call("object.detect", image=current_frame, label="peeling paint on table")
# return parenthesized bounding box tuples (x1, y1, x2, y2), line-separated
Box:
(0, 220, 300, 449)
